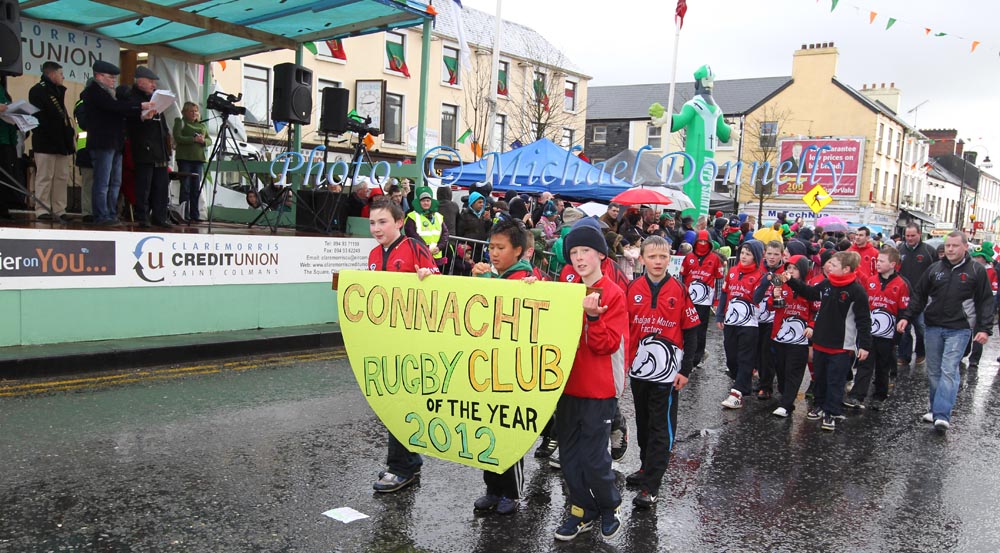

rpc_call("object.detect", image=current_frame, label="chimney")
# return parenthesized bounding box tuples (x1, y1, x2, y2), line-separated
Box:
(793, 41, 839, 83)
(860, 80, 902, 113)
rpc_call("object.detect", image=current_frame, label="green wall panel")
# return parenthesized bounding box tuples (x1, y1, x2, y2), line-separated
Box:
(0, 292, 21, 345)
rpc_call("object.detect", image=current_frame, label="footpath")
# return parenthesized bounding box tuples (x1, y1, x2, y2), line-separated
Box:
(0, 323, 343, 380)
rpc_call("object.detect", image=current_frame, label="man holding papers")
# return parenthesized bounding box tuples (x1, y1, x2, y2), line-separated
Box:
(118, 66, 173, 228)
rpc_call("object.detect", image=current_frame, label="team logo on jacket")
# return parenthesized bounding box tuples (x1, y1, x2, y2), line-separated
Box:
(724, 298, 757, 326)
(629, 334, 682, 383)
(839, 291, 849, 302)
(869, 281, 876, 289)
(668, 297, 677, 309)
(370, 263, 377, 270)
(775, 317, 808, 345)
(960, 273, 968, 282)
(916, 255, 924, 262)
(871, 308, 896, 339)
(688, 280, 712, 305)
(634, 294, 644, 303)
(566, 274, 576, 282)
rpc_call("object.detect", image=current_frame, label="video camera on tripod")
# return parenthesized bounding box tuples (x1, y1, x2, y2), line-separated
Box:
(207, 91, 246, 117)
(345, 114, 381, 137)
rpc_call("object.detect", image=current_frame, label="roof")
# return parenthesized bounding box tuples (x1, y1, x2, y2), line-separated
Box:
(831, 77, 926, 138)
(431, 1, 585, 77)
(19, 0, 433, 64)
(927, 158, 962, 186)
(586, 76, 792, 120)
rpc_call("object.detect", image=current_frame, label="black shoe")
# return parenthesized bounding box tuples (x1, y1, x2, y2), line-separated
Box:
(138, 220, 152, 229)
(610, 421, 628, 462)
(633, 490, 657, 509)
(842, 397, 865, 409)
(534, 437, 557, 458)
(152, 219, 174, 228)
(82, 215, 94, 223)
(625, 469, 645, 487)
(548, 453, 561, 470)
(868, 399, 884, 411)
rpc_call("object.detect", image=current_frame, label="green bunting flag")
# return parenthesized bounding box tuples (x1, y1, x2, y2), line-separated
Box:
(885, 17, 896, 30)
(303, 42, 318, 55)
(457, 128, 472, 144)
(830, 0, 838, 12)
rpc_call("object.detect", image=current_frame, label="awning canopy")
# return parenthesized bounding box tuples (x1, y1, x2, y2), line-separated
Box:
(19, 0, 433, 63)
(901, 208, 940, 226)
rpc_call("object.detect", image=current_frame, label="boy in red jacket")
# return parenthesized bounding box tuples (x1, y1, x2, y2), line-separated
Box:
(843, 246, 909, 411)
(769, 255, 816, 417)
(681, 230, 726, 367)
(553, 223, 628, 542)
(367, 198, 438, 493)
(626, 236, 700, 508)
(717, 240, 766, 408)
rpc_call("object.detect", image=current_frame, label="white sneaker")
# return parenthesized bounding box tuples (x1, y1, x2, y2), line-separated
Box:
(721, 389, 743, 409)
(934, 419, 950, 432)
(772, 406, 789, 418)
(921, 412, 934, 423)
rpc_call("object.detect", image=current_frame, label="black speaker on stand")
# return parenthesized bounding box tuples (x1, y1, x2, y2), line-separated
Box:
(271, 63, 312, 124)
(0, 0, 21, 76)
(319, 87, 349, 134)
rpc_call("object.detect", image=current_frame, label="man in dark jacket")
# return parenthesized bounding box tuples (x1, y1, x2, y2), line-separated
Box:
(897, 231, 993, 432)
(119, 66, 172, 228)
(82, 60, 149, 226)
(896, 223, 937, 367)
(28, 61, 75, 221)
(435, 185, 459, 241)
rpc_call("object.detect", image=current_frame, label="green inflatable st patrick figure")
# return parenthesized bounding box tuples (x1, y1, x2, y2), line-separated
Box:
(649, 65, 735, 219)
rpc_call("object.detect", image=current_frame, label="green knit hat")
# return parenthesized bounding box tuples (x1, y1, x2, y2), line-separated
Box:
(971, 241, 995, 261)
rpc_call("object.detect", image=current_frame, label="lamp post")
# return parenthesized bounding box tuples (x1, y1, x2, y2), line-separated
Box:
(967, 147, 992, 233)
(954, 148, 992, 232)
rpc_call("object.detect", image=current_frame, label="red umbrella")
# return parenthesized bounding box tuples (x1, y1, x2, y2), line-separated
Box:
(611, 188, 674, 207)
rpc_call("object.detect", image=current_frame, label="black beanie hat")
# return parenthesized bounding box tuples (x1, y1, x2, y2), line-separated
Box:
(563, 225, 609, 260)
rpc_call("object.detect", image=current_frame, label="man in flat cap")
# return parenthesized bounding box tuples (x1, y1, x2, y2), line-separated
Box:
(81, 60, 153, 226)
(28, 61, 75, 222)
(118, 65, 172, 228)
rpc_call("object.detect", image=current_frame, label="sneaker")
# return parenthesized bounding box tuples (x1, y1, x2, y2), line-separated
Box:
(534, 437, 557, 458)
(610, 424, 628, 462)
(721, 389, 743, 409)
(548, 453, 561, 470)
(625, 469, 645, 487)
(755, 388, 772, 400)
(868, 399, 884, 411)
(600, 506, 622, 539)
(806, 407, 825, 421)
(474, 494, 500, 511)
(496, 496, 518, 515)
(831, 413, 847, 421)
(554, 514, 593, 541)
(934, 419, 950, 433)
(772, 406, 789, 418)
(921, 412, 934, 423)
(632, 490, 657, 509)
(915, 356, 926, 365)
(842, 397, 865, 409)
(372, 471, 417, 493)
(896, 358, 909, 368)
(821, 416, 836, 431)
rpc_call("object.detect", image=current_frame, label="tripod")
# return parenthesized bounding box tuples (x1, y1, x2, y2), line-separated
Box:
(199, 111, 256, 233)
(0, 154, 55, 220)
(321, 130, 379, 233)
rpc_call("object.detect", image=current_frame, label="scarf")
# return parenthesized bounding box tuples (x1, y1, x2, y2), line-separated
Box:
(827, 271, 856, 287)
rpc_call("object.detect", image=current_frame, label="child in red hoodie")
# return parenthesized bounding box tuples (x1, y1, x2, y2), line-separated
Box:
(681, 230, 726, 367)
(717, 240, 766, 409)
(769, 255, 816, 417)
(553, 223, 628, 542)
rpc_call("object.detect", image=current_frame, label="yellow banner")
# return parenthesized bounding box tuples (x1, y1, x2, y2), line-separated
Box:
(337, 270, 585, 473)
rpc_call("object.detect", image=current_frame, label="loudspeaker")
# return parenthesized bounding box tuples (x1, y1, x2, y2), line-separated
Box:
(319, 87, 349, 134)
(0, 0, 21, 76)
(272, 63, 312, 124)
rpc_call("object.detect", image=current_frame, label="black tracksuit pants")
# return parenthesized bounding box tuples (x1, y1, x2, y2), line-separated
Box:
(556, 395, 621, 520)
(483, 459, 524, 499)
(756, 322, 775, 392)
(724, 325, 758, 396)
(631, 378, 679, 496)
(693, 305, 712, 366)
(774, 342, 809, 411)
(850, 337, 894, 402)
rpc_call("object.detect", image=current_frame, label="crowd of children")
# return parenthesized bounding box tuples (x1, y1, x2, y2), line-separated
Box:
(360, 192, 997, 541)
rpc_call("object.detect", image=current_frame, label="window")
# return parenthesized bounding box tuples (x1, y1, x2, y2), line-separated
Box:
(385, 32, 407, 75)
(315, 79, 342, 124)
(592, 125, 607, 144)
(759, 121, 777, 148)
(647, 124, 662, 150)
(442, 45, 460, 86)
(441, 104, 458, 148)
(533, 71, 549, 109)
(384, 93, 403, 143)
(896, 132, 903, 159)
(882, 171, 889, 203)
(891, 174, 898, 205)
(564, 80, 577, 112)
(493, 114, 506, 154)
(561, 128, 574, 148)
(876, 122, 884, 153)
(242, 64, 270, 126)
(497, 61, 509, 97)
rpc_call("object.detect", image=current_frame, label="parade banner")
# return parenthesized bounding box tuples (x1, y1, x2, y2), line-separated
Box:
(337, 270, 584, 473)
(20, 18, 119, 84)
(776, 138, 864, 198)
(0, 228, 375, 290)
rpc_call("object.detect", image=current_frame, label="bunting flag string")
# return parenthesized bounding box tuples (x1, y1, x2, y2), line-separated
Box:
(816, 0, 992, 57)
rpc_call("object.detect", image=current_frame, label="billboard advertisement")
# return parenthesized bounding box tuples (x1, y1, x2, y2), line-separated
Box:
(775, 138, 864, 199)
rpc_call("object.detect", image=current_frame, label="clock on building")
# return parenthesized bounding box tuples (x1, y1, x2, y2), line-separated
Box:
(355, 79, 386, 130)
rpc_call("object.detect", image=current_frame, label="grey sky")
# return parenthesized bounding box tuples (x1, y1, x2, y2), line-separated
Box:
(461, 0, 998, 162)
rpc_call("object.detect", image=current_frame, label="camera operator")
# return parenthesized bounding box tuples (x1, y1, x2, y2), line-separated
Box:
(118, 66, 172, 228)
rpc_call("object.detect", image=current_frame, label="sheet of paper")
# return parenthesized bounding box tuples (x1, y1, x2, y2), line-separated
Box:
(0, 113, 38, 132)
(143, 89, 176, 117)
(321, 507, 369, 524)
(5, 100, 39, 115)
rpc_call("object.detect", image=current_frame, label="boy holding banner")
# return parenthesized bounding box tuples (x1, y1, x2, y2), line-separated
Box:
(470, 218, 538, 515)
(625, 236, 700, 508)
(366, 197, 438, 493)
(553, 224, 628, 542)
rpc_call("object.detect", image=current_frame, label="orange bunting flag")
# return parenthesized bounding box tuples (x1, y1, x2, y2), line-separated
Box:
(925, 28, 932, 35)
(971, 41, 981, 53)
(216, 60, 227, 71)
(363, 133, 376, 150)
(471, 141, 483, 158)
(869, 11, 877, 24)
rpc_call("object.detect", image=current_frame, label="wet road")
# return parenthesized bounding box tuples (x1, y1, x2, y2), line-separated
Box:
(2, 335, 1000, 552)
